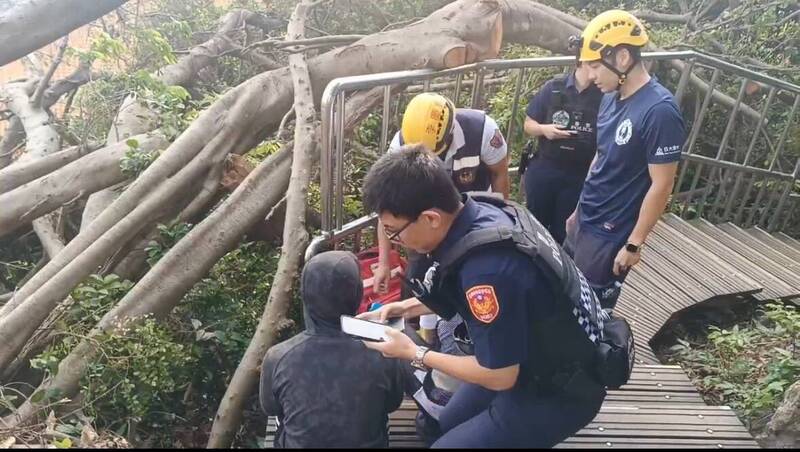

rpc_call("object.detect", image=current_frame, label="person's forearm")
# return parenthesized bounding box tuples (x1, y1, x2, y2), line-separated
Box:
(628, 182, 673, 245)
(524, 117, 544, 137)
(401, 297, 434, 318)
(422, 353, 516, 391)
(377, 218, 391, 266)
(491, 170, 510, 199)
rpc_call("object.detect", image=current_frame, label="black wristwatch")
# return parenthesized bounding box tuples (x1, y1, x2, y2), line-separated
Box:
(625, 242, 643, 253)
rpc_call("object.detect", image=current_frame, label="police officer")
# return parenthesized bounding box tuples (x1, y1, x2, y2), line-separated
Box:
(565, 10, 686, 310)
(373, 93, 509, 298)
(359, 145, 607, 448)
(523, 61, 602, 244)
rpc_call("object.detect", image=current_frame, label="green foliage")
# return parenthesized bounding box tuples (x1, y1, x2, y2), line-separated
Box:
(68, 32, 127, 66)
(245, 140, 283, 165)
(119, 139, 159, 178)
(668, 302, 800, 429)
(145, 222, 193, 267)
(81, 318, 196, 437)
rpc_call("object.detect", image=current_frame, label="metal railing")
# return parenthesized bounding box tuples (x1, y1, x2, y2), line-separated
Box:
(307, 50, 800, 260)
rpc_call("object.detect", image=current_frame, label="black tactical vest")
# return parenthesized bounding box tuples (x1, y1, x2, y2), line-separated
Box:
(408, 195, 634, 391)
(538, 74, 601, 174)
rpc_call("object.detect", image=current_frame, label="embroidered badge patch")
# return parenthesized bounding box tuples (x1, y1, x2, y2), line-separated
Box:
(489, 129, 504, 148)
(466, 285, 500, 324)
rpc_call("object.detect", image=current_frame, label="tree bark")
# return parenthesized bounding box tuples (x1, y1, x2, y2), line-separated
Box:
(207, 1, 320, 446)
(0, 0, 128, 67)
(0, 134, 167, 236)
(0, 116, 25, 170)
(0, 143, 101, 194)
(0, 79, 60, 163)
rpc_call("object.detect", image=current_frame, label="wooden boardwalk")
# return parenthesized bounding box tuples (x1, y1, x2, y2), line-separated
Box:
(266, 215, 800, 448)
(265, 365, 759, 449)
(622, 213, 800, 365)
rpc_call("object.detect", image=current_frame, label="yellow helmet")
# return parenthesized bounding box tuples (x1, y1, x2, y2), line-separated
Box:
(577, 10, 648, 62)
(401, 93, 455, 155)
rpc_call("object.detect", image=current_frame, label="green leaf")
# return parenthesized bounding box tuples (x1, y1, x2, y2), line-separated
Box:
(52, 438, 72, 449)
(126, 138, 140, 150)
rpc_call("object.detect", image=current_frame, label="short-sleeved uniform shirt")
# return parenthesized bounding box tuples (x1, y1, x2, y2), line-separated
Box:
(578, 78, 686, 239)
(389, 111, 507, 190)
(423, 196, 558, 374)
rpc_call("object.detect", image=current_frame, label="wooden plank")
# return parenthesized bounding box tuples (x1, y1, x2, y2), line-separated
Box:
(745, 227, 800, 263)
(575, 428, 754, 440)
(663, 214, 795, 300)
(628, 264, 693, 315)
(639, 236, 719, 302)
(651, 222, 762, 297)
(637, 257, 707, 309)
(774, 231, 800, 251)
(558, 437, 758, 448)
(694, 219, 800, 291)
(604, 396, 705, 405)
(645, 231, 730, 298)
(717, 223, 800, 275)
(624, 270, 684, 319)
(581, 422, 753, 435)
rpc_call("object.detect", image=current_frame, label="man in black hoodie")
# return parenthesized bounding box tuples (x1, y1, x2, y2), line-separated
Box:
(259, 250, 407, 448)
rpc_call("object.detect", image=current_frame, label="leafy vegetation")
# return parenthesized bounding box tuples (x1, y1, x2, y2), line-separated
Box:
(667, 302, 800, 432)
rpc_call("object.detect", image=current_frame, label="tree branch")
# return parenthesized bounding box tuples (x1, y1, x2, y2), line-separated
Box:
(206, 1, 323, 445)
(31, 36, 69, 109)
(632, 10, 694, 24)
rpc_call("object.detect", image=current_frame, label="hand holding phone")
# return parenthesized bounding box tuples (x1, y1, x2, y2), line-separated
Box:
(340, 315, 405, 342)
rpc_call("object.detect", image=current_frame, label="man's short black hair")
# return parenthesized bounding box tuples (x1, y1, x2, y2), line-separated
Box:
(363, 144, 460, 219)
(617, 44, 642, 62)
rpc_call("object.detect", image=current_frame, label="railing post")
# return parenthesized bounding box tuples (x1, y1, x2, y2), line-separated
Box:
(723, 87, 776, 222)
(470, 67, 485, 109)
(675, 68, 720, 205)
(335, 92, 346, 230)
(767, 159, 800, 231)
(380, 85, 391, 151)
(701, 78, 747, 219)
(452, 73, 463, 106)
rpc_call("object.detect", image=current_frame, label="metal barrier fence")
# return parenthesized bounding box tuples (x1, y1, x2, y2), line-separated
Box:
(307, 50, 800, 259)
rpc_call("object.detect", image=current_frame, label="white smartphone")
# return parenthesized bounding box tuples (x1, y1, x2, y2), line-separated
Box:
(340, 315, 405, 342)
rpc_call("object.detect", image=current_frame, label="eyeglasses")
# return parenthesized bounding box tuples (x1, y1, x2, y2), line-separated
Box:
(383, 217, 417, 242)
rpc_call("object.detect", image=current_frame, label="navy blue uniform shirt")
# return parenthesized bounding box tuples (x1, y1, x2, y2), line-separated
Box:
(579, 77, 686, 239)
(428, 196, 557, 371)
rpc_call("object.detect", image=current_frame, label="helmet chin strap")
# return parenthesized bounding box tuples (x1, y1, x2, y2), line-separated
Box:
(600, 49, 638, 87)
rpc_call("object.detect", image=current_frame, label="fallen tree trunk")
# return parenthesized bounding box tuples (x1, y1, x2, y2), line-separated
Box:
(0, 134, 167, 236)
(0, 143, 101, 194)
(0, 0, 128, 67)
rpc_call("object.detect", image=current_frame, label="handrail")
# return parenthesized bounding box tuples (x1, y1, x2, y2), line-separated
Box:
(312, 50, 800, 258)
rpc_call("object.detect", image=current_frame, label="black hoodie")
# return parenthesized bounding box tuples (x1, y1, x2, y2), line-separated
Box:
(259, 251, 406, 448)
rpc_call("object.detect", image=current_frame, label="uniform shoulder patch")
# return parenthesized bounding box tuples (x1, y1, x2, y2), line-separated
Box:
(466, 285, 500, 324)
(489, 129, 504, 149)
